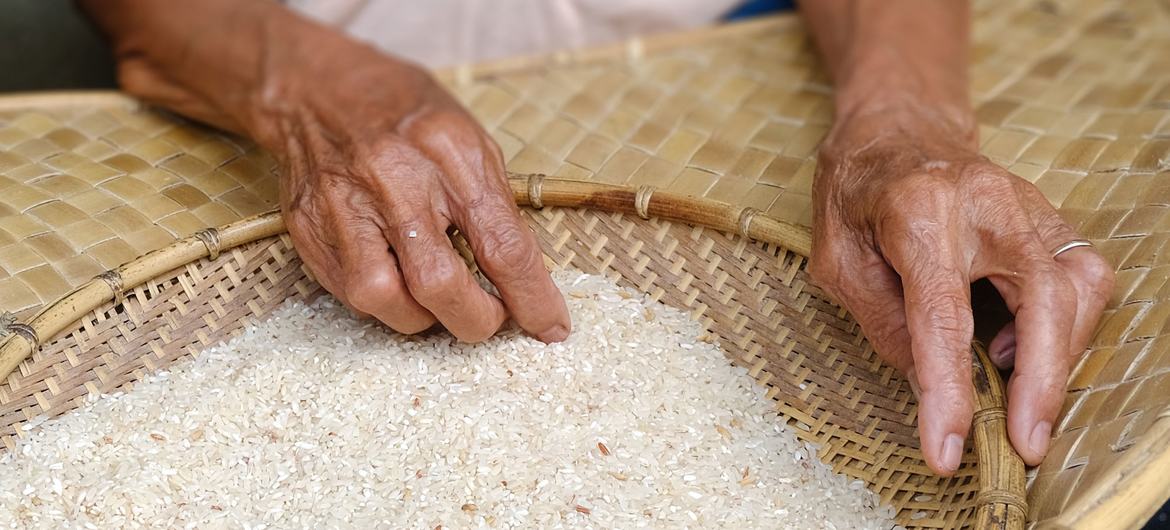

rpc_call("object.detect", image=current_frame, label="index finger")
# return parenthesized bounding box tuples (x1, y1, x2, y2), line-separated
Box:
(882, 227, 975, 476)
(422, 128, 571, 343)
(456, 188, 571, 343)
(388, 215, 510, 343)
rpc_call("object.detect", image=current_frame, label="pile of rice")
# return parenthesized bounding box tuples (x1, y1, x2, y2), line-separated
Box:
(0, 271, 897, 529)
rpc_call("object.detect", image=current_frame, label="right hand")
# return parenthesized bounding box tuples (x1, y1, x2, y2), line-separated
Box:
(117, 30, 571, 343)
(808, 101, 1113, 474)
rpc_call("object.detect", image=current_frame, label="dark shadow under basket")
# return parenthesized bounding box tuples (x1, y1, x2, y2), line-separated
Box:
(0, 177, 1025, 529)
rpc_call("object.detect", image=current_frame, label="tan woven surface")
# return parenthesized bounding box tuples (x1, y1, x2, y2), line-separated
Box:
(0, 0, 1169, 526)
(0, 96, 278, 319)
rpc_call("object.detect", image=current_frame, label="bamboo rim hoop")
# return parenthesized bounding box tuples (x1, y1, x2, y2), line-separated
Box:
(0, 175, 1027, 528)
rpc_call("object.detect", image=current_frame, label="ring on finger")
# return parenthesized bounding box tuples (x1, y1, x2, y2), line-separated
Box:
(1050, 239, 1093, 259)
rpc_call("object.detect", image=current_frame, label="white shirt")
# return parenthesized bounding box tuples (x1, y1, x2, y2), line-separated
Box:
(289, 0, 743, 68)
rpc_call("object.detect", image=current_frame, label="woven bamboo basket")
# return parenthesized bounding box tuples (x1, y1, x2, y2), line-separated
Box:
(0, 171, 1029, 529)
(2, 1, 1170, 528)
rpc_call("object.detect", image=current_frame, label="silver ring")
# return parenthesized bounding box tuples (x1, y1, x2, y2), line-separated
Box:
(1051, 239, 1093, 259)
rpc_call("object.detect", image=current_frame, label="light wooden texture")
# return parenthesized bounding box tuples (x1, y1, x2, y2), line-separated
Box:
(0, 96, 278, 319)
(0, 0, 1168, 526)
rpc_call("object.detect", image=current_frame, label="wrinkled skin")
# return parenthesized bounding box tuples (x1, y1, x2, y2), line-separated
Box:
(809, 102, 1115, 474)
(108, 16, 571, 344)
(85, 0, 1116, 477)
(266, 61, 571, 344)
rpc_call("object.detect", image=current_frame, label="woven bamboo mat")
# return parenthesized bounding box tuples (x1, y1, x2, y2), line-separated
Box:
(0, 0, 1168, 524)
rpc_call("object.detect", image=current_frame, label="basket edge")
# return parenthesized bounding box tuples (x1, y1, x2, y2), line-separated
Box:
(0, 176, 1026, 529)
(430, 15, 798, 84)
(0, 16, 799, 114)
(0, 91, 139, 112)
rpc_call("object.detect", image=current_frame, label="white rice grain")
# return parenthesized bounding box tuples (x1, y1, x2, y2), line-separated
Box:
(0, 271, 898, 529)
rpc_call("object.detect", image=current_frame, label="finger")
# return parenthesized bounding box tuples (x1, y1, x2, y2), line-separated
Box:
(388, 215, 509, 343)
(881, 225, 975, 476)
(453, 183, 570, 343)
(1021, 185, 1114, 358)
(361, 141, 510, 342)
(812, 246, 917, 378)
(997, 187, 1109, 463)
(1002, 256, 1077, 465)
(408, 116, 572, 342)
(1053, 248, 1114, 355)
(988, 321, 1016, 368)
(964, 179, 1082, 464)
(336, 219, 437, 334)
(117, 58, 244, 133)
(990, 254, 1105, 372)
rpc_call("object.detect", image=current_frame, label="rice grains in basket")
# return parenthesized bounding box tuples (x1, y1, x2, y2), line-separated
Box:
(0, 271, 898, 529)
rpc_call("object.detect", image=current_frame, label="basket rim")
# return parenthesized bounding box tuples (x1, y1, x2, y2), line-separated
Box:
(0, 91, 138, 112)
(0, 170, 1032, 526)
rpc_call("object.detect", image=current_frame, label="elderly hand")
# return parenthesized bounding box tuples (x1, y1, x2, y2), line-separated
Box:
(107, 4, 571, 343)
(258, 51, 570, 343)
(808, 100, 1114, 475)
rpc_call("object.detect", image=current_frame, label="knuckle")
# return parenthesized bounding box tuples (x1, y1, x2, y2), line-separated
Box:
(1081, 253, 1116, 292)
(1029, 262, 1079, 306)
(362, 138, 434, 181)
(115, 61, 158, 99)
(364, 135, 410, 164)
(403, 108, 475, 146)
(408, 257, 464, 306)
(285, 212, 314, 240)
(876, 190, 953, 237)
(966, 165, 1017, 190)
(368, 133, 411, 155)
(344, 270, 400, 313)
(891, 172, 953, 201)
(1032, 218, 1076, 251)
(1036, 223, 1071, 246)
(477, 223, 540, 277)
(285, 202, 327, 236)
(917, 376, 971, 403)
(1014, 370, 1068, 398)
(864, 319, 907, 357)
(916, 291, 974, 338)
(806, 241, 856, 297)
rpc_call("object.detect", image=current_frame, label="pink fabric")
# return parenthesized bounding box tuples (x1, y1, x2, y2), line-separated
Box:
(288, 0, 741, 68)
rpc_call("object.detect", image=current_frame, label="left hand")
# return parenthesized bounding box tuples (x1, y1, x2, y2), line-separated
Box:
(108, 14, 573, 344)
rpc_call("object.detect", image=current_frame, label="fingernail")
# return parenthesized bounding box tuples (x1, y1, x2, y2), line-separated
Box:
(538, 324, 570, 343)
(940, 433, 964, 473)
(1030, 421, 1052, 458)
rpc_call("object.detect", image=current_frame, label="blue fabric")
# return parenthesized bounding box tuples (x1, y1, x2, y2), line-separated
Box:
(725, 0, 794, 20)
